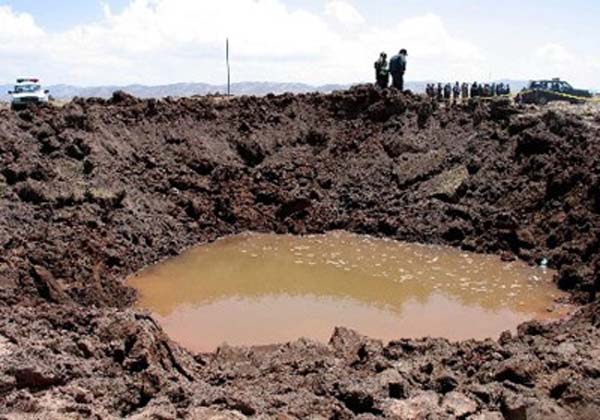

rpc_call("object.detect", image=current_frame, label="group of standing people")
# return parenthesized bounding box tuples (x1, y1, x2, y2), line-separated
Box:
(374, 51, 511, 102)
(374, 50, 408, 90)
(425, 82, 511, 102)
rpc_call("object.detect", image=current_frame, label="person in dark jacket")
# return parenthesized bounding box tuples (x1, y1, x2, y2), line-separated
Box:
(425, 83, 433, 98)
(437, 83, 443, 101)
(461, 82, 469, 99)
(496, 83, 503, 96)
(471, 82, 479, 97)
(452, 82, 460, 103)
(444, 83, 452, 100)
(374, 52, 389, 89)
(389, 49, 407, 91)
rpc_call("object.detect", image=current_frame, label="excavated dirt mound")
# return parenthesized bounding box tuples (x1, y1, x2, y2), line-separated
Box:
(1, 86, 599, 418)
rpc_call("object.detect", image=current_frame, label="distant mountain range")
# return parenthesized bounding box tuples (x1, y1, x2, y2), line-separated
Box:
(0, 80, 534, 101)
(0, 82, 349, 101)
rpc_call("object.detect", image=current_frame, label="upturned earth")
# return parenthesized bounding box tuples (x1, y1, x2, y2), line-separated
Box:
(0, 86, 599, 419)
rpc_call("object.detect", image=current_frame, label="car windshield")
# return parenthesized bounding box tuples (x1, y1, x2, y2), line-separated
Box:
(14, 84, 41, 94)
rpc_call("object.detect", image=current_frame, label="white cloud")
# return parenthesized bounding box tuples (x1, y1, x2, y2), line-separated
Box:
(535, 43, 574, 63)
(0, 5, 44, 39)
(325, 0, 364, 25)
(321, 14, 484, 83)
(0, 1, 483, 86)
(520, 43, 599, 88)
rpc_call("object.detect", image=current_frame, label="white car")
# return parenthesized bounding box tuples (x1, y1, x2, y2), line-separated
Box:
(8, 78, 50, 110)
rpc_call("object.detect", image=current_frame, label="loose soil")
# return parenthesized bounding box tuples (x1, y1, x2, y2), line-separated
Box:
(0, 87, 599, 419)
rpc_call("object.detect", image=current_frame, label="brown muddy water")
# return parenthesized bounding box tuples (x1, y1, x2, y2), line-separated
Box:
(128, 232, 568, 352)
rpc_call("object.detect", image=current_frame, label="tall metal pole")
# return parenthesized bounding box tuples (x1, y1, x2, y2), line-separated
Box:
(226, 38, 231, 96)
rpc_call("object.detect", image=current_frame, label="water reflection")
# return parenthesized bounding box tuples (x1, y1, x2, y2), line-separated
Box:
(128, 231, 566, 352)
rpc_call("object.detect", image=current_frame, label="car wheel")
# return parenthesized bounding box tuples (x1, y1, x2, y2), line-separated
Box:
(538, 96, 548, 106)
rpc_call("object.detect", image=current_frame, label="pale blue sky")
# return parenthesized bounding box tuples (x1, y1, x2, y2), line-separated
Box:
(1, 0, 598, 88)
(0, 0, 128, 30)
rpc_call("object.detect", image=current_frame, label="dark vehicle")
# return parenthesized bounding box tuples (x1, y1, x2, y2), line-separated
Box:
(516, 78, 592, 105)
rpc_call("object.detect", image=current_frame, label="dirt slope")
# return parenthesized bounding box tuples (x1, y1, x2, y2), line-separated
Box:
(0, 86, 599, 418)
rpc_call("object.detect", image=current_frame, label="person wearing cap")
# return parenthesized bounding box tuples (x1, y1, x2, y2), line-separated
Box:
(374, 52, 390, 89)
(389, 49, 408, 91)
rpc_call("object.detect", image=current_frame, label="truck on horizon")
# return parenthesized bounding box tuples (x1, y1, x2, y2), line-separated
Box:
(516, 78, 592, 105)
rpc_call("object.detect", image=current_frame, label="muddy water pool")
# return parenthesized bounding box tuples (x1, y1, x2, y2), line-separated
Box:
(128, 231, 568, 352)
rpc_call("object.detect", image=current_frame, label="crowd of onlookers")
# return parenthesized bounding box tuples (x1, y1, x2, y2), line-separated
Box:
(374, 50, 513, 102)
(425, 82, 511, 101)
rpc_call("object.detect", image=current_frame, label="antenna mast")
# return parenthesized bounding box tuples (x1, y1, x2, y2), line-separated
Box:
(226, 38, 231, 96)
